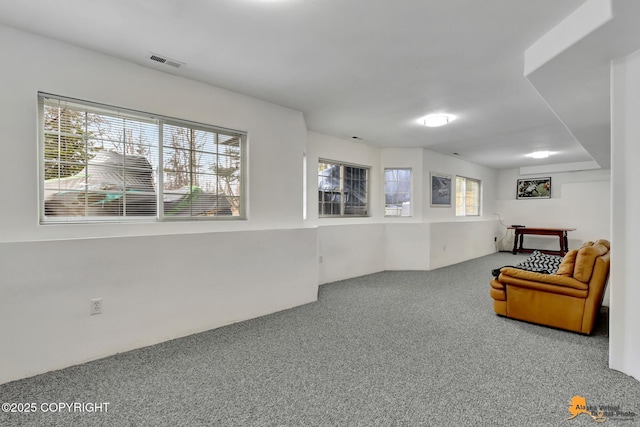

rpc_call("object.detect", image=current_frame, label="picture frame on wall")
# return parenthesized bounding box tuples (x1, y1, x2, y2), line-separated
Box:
(516, 177, 551, 199)
(431, 172, 452, 207)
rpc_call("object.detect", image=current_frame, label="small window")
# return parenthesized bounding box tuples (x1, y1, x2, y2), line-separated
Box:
(456, 176, 481, 216)
(318, 160, 369, 217)
(384, 168, 411, 216)
(40, 93, 246, 223)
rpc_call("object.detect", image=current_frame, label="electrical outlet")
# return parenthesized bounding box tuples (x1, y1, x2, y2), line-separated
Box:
(319, 255, 323, 263)
(90, 298, 102, 315)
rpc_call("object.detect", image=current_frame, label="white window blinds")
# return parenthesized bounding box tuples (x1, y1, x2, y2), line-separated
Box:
(40, 93, 246, 223)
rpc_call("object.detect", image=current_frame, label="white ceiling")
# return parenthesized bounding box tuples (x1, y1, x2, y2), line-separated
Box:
(0, 0, 614, 170)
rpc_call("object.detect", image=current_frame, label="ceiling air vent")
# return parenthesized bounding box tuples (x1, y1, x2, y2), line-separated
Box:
(148, 52, 184, 69)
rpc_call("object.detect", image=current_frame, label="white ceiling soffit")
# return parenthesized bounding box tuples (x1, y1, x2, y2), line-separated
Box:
(525, 0, 640, 170)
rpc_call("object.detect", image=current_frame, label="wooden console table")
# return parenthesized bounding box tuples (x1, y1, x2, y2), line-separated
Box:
(510, 227, 576, 256)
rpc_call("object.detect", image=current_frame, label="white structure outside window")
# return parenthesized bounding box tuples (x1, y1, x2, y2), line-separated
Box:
(384, 168, 411, 216)
(456, 175, 481, 216)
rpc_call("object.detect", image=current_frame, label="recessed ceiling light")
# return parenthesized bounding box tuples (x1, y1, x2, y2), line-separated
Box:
(527, 151, 552, 159)
(418, 113, 456, 127)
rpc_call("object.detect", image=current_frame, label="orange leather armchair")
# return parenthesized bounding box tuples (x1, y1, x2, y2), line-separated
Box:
(490, 240, 610, 334)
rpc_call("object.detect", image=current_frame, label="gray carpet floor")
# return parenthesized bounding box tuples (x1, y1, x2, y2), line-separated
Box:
(1, 252, 639, 426)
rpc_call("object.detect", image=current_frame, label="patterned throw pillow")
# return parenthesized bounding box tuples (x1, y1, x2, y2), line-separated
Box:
(516, 250, 564, 274)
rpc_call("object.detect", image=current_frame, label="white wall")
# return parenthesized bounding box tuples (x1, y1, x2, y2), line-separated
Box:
(308, 136, 501, 280)
(381, 149, 431, 270)
(422, 150, 499, 221)
(0, 229, 318, 383)
(421, 150, 502, 269)
(429, 221, 499, 270)
(318, 224, 386, 284)
(610, 49, 640, 380)
(307, 132, 386, 283)
(495, 168, 610, 251)
(384, 223, 431, 270)
(0, 25, 309, 241)
(0, 24, 318, 384)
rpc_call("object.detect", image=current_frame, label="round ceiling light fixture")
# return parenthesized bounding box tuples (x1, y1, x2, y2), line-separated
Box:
(418, 113, 456, 127)
(527, 151, 552, 159)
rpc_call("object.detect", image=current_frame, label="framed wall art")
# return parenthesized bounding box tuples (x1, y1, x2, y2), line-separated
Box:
(516, 177, 551, 199)
(431, 172, 452, 207)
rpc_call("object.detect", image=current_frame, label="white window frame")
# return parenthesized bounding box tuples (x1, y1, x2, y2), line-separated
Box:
(456, 175, 481, 216)
(39, 93, 247, 223)
(318, 159, 370, 217)
(384, 168, 412, 217)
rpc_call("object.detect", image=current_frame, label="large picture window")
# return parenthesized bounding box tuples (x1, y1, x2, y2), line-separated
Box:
(40, 93, 246, 223)
(318, 160, 369, 217)
(456, 176, 481, 216)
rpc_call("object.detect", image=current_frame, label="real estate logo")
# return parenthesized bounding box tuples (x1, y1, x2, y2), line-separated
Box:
(566, 395, 638, 423)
